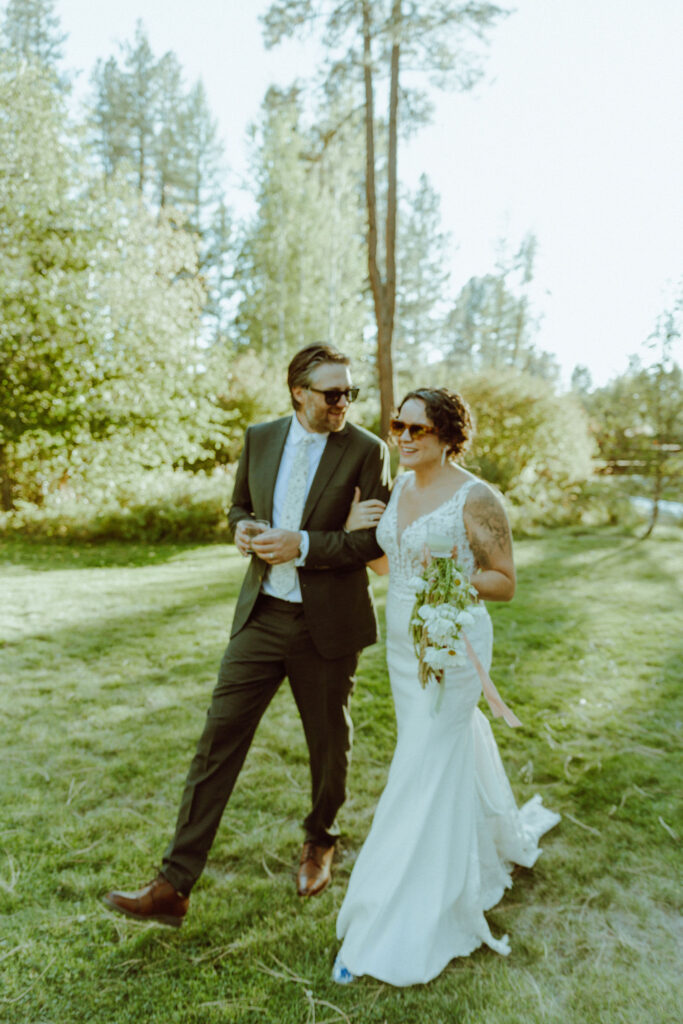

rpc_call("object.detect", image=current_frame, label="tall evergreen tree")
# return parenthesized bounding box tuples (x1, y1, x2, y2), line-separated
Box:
(153, 51, 188, 210)
(119, 20, 159, 196)
(89, 56, 130, 178)
(570, 364, 593, 396)
(234, 86, 368, 370)
(263, 0, 507, 435)
(1, 0, 66, 76)
(88, 23, 233, 343)
(394, 174, 451, 383)
(443, 232, 558, 382)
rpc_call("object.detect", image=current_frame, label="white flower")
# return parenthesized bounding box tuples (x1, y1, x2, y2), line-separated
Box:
(407, 575, 427, 594)
(423, 646, 455, 669)
(426, 626, 446, 646)
(418, 603, 433, 620)
(422, 646, 440, 666)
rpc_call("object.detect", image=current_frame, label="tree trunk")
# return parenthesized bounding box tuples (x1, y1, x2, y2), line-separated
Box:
(641, 457, 663, 539)
(382, 0, 400, 431)
(362, 0, 397, 439)
(0, 444, 15, 512)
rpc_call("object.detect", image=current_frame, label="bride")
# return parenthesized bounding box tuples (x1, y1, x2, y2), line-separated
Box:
(333, 387, 560, 986)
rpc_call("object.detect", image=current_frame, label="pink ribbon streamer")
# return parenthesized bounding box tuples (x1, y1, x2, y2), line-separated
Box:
(464, 633, 522, 728)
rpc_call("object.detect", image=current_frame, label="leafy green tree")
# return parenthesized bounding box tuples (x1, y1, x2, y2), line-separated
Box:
(0, 54, 215, 508)
(416, 362, 595, 518)
(584, 306, 683, 537)
(0, 56, 93, 508)
(462, 370, 594, 500)
(81, 179, 210, 467)
(263, 0, 507, 436)
(640, 307, 683, 536)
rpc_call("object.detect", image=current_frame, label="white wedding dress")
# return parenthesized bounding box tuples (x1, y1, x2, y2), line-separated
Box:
(335, 473, 560, 986)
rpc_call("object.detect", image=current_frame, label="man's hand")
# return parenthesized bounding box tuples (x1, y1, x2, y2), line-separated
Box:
(251, 529, 302, 565)
(234, 519, 255, 557)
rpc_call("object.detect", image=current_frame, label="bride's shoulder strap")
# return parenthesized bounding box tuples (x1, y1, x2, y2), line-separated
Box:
(458, 474, 481, 502)
(393, 471, 412, 495)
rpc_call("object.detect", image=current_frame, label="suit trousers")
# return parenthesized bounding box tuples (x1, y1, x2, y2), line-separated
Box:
(161, 594, 359, 895)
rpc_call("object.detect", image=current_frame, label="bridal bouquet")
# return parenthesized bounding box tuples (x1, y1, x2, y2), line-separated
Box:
(409, 534, 481, 690)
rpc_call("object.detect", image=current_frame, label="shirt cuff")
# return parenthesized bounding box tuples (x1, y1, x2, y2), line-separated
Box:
(295, 531, 308, 566)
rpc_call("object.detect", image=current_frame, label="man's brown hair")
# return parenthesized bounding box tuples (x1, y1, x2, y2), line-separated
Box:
(287, 344, 350, 410)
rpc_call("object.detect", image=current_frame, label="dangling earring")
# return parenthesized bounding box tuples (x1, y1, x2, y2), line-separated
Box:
(441, 447, 448, 467)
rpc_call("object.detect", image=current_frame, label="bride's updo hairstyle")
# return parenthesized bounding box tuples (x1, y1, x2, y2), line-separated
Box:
(398, 387, 474, 460)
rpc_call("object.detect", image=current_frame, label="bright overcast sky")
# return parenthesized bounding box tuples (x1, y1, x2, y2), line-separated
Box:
(56, 0, 683, 387)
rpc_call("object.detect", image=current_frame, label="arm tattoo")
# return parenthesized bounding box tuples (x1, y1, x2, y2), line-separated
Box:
(469, 531, 492, 570)
(465, 486, 511, 570)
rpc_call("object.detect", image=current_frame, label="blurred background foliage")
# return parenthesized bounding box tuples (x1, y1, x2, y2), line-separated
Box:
(1, 1, 681, 543)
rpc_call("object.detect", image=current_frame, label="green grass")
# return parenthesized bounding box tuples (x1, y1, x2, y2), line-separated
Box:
(1, 529, 681, 1024)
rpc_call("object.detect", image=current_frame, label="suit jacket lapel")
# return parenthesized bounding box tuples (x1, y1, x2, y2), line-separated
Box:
(258, 417, 290, 522)
(301, 426, 348, 526)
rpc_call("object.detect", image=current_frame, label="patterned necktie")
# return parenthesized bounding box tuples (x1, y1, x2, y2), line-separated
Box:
(269, 435, 315, 597)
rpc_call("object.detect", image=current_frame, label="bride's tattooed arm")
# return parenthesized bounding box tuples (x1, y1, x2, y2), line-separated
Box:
(463, 484, 516, 601)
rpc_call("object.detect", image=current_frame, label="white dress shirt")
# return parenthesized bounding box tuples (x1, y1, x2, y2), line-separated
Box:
(261, 414, 328, 602)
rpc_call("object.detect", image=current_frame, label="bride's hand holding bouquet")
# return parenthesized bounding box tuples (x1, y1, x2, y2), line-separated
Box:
(409, 533, 483, 690)
(410, 532, 521, 727)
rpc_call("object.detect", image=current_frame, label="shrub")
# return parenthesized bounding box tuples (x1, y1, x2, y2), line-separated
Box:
(0, 468, 236, 544)
(506, 477, 640, 534)
(460, 369, 595, 493)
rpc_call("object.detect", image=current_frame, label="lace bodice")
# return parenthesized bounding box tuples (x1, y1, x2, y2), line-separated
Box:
(376, 472, 479, 600)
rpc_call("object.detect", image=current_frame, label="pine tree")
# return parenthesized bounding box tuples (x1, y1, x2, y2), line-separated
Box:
(87, 24, 233, 342)
(234, 87, 367, 370)
(394, 174, 451, 385)
(1, 0, 66, 77)
(443, 232, 558, 382)
(263, 0, 507, 435)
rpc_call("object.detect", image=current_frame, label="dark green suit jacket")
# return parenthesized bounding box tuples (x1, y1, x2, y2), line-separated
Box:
(228, 416, 392, 659)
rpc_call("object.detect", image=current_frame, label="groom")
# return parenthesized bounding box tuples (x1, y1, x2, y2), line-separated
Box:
(103, 343, 391, 926)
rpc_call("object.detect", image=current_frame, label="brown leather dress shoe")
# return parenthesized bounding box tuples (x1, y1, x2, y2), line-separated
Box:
(102, 873, 189, 927)
(297, 841, 335, 897)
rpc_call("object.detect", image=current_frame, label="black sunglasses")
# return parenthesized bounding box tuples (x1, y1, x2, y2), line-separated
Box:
(389, 418, 437, 440)
(306, 386, 360, 406)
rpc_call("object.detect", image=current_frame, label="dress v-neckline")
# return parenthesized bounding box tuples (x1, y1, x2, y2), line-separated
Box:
(394, 472, 474, 547)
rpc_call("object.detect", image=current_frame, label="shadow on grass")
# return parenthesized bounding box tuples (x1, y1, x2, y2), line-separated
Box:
(518, 526, 683, 597)
(2, 547, 244, 655)
(0, 537, 231, 572)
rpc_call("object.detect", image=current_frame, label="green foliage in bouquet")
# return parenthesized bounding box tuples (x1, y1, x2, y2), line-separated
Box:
(410, 555, 480, 689)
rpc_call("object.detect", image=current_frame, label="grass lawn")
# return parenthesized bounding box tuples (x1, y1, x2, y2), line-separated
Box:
(1, 528, 681, 1024)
